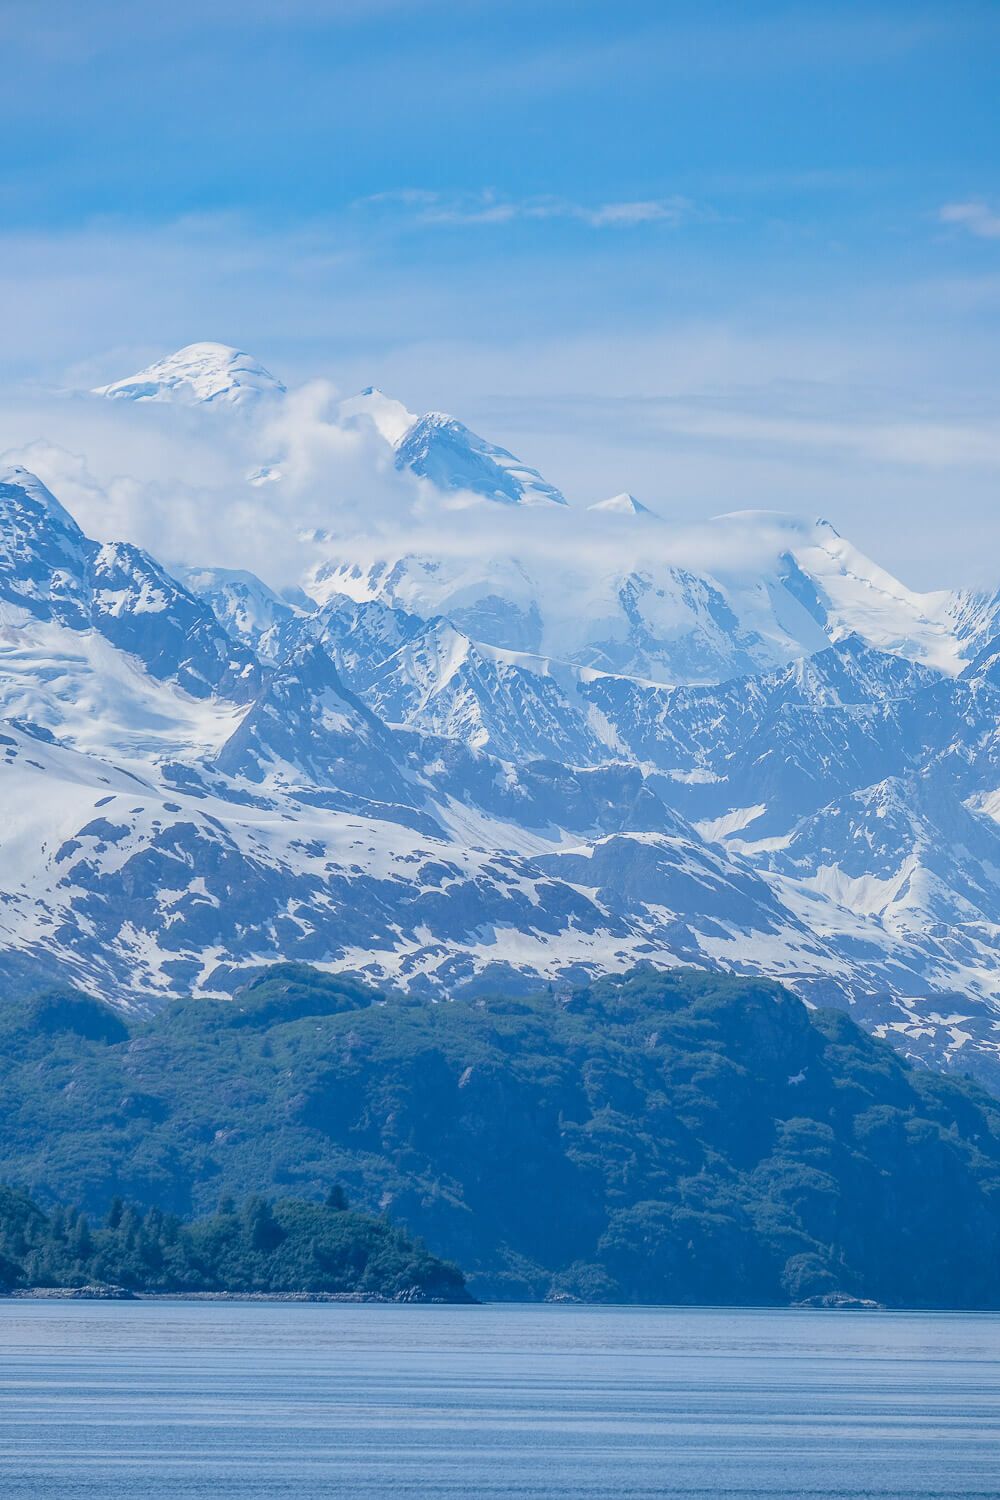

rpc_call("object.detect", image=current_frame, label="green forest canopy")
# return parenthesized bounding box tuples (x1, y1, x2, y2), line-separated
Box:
(1, 964, 998, 1307)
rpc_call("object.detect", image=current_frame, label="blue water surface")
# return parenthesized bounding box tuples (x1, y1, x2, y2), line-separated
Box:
(0, 1300, 997, 1498)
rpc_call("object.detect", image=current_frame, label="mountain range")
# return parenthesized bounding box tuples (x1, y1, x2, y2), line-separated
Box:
(2, 341, 1000, 1088)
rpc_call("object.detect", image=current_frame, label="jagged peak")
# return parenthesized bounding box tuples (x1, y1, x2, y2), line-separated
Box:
(394, 410, 567, 507)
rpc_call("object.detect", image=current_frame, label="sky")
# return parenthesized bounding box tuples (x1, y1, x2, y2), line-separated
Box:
(0, 0, 998, 586)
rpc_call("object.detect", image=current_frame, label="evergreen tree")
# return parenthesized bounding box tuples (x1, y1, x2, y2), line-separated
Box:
(71, 1215, 92, 1263)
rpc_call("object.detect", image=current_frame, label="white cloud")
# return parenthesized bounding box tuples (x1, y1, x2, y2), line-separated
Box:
(585, 200, 690, 227)
(2, 340, 1000, 607)
(939, 201, 1000, 240)
(362, 189, 701, 230)
(0, 381, 423, 589)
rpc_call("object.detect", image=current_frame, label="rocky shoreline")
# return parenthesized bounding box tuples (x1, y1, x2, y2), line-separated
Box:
(5, 1286, 887, 1310)
(6, 1286, 472, 1304)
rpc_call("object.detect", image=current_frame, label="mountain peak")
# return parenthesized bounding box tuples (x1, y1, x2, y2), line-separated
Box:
(92, 342, 286, 407)
(394, 411, 567, 507)
(178, 564, 299, 659)
(588, 492, 655, 517)
(0, 464, 80, 533)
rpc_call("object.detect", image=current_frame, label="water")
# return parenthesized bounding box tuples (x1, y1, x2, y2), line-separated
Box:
(0, 1302, 997, 1498)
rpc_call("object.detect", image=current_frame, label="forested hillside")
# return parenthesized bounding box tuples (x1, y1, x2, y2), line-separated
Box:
(2, 965, 999, 1306)
(0, 1185, 469, 1300)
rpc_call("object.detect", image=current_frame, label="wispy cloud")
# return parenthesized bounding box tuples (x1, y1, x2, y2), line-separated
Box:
(939, 201, 1000, 240)
(363, 189, 702, 230)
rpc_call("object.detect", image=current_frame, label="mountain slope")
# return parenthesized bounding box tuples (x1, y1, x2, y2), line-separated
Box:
(178, 567, 302, 661)
(0, 467, 260, 715)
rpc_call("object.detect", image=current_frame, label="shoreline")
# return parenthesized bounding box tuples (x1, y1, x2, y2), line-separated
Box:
(5, 1287, 474, 1304)
(9, 1290, 995, 1313)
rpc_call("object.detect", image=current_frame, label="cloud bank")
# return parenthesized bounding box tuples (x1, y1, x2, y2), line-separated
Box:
(0, 376, 850, 608)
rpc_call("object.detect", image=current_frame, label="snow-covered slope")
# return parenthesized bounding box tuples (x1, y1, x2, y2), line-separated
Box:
(308, 510, 979, 687)
(338, 381, 569, 505)
(93, 342, 286, 406)
(178, 567, 302, 661)
(0, 472, 859, 1011)
(358, 616, 612, 764)
(751, 511, 964, 674)
(393, 411, 567, 506)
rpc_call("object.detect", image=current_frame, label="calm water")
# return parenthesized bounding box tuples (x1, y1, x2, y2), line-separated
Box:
(0, 1301, 997, 1498)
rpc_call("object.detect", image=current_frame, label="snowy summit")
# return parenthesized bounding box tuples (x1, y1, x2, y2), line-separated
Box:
(93, 342, 287, 407)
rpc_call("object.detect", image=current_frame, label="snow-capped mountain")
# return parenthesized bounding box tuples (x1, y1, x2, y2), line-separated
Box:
(86, 346, 998, 678)
(5, 344, 1000, 1090)
(394, 411, 567, 506)
(93, 342, 286, 406)
(178, 566, 303, 661)
(308, 509, 987, 686)
(337, 386, 567, 505)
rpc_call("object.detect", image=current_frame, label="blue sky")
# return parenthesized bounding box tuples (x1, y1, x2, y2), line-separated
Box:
(1, 0, 999, 582)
